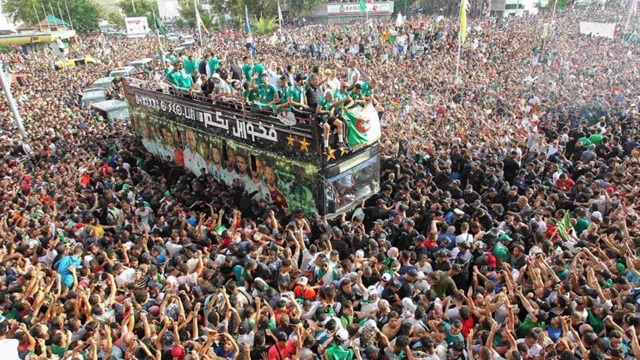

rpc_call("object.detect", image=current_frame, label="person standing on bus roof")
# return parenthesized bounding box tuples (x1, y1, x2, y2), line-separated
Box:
(317, 90, 346, 151)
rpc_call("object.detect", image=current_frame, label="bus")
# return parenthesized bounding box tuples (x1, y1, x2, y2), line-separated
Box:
(123, 78, 381, 217)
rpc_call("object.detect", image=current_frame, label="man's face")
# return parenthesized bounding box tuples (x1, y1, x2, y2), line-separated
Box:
(236, 156, 246, 173)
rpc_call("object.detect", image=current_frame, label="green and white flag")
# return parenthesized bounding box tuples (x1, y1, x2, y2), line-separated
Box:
(343, 104, 381, 149)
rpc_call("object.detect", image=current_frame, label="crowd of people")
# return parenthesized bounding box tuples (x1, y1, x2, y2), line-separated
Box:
(0, 6, 639, 360)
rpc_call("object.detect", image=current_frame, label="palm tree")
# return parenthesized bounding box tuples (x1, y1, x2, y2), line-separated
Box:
(250, 14, 279, 35)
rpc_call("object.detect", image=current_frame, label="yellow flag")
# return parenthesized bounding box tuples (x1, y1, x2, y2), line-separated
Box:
(459, 0, 467, 44)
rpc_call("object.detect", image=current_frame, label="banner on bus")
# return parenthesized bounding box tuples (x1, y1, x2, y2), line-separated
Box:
(125, 17, 150, 38)
(131, 110, 319, 215)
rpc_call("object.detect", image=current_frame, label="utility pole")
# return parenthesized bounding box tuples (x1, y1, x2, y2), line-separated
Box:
(0, 65, 28, 139)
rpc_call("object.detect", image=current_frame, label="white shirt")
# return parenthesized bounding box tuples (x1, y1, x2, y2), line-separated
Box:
(0, 339, 20, 360)
(184, 148, 207, 177)
(166, 242, 184, 256)
(116, 268, 136, 287)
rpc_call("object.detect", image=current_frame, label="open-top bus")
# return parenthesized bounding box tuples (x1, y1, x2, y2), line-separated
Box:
(123, 78, 381, 217)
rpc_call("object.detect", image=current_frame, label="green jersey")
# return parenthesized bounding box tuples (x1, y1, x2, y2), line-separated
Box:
(259, 84, 278, 105)
(242, 63, 253, 81)
(361, 81, 374, 97)
(184, 59, 198, 75)
(333, 90, 347, 112)
(287, 85, 305, 105)
(209, 58, 220, 73)
(253, 64, 265, 85)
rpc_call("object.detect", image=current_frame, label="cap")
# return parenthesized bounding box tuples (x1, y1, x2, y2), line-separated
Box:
(453, 209, 465, 216)
(407, 268, 419, 278)
(336, 329, 349, 341)
(381, 273, 392, 282)
(499, 234, 513, 242)
(591, 211, 603, 221)
(297, 277, 308, 286)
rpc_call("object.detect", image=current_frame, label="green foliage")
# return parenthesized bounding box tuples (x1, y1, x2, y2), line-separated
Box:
(107, 12, 126, 29)
(117, 0, 159, 31)
(250, 14, 279, 35)
(0, 45, 14, 54)
(209, 0, 322, 18)
(2, 0, 105, 32)
(175, 18, 186, 29)
(286, 0, 325, 15)
(177, 0, 213, 30)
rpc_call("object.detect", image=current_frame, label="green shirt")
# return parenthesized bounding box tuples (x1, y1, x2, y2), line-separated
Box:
(443, 322, 464, 345)
(184, 59, 198, 75)
(253, 64, 265, 85)
(492, 242, 510, 263)
(589, 133, 603, 145)
(287, 85, 305, 104)
(588, 310, 604, 334)
(247, 88, 261, 102)
(209, 58, 220, 73)
(574, 218, 590, 235)
(326, 344, 354, 360)
(242, 63, 253, 81)
(361, 81, 373, 97)
(165, 71, 179, 86)
(259, 84, 278, 104)
(516, 318, 545, 339)
(579, 137, 592, 147)
(333, 90, 347, 112)
(318, 96, 333, 116)
(175, 71, 193, 92)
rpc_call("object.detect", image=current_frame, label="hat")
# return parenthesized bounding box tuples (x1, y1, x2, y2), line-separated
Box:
(407, 268, 419, 278)
(453, 209, 465, 216)
(297, 277, 308, 286)
(171, 346, 185, 360)
(212, 73, 221, 79)
(390, 279, 401, 288)
(374, 219, 384, 225)
(591, 211, 603, 222)
(499, 234, 512, 242)
(335, 329, 349, 341)
(381, 273, 392, 282)
(414, 234, 426, 242)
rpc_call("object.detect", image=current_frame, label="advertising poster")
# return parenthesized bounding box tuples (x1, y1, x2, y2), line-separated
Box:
(125, 17, 150, 38)
(131, 110, 318, 214)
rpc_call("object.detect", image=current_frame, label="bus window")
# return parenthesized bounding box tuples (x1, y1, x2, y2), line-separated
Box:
(328, 156, 380, 212)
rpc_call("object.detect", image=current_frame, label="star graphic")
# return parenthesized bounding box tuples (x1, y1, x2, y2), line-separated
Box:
(299, 137, 310, 152)
(326, 147, 336, 161)
(287, 134, 295, 146)
(340, 146, 349, 156)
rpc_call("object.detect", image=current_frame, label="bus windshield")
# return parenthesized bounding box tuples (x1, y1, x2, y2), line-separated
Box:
(327, 155, 380, 212)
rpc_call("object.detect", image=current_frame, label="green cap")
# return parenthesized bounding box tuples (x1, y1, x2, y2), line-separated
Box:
(122, 184, 131, 191)
(499, 234, 512, 242)
(164, 190, 171, 197)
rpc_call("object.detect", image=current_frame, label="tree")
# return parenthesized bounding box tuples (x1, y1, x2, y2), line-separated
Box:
(2, 0, 105, 32)
(117, 0, 159, 31)
(178, 0, 213, 29)
(107, 12, 126, 29)
(209, 0, 323, 19)
(250, 14, 279, 35)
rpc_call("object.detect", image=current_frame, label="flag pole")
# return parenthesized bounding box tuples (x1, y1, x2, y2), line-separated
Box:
(278, 0, 283, 33)
(41, 3, 51, 32)
(64, 1, 74, 30)
(0, 64, 28, 139)
(455, 0, 464, 84)
(31, 3, 41, 30)
(153, 12, 165, 64)
(625, 0, 637, 32)
(194, 0, 203, 45)
(245, 5, 254, 65)
(57, 2, 66, 30)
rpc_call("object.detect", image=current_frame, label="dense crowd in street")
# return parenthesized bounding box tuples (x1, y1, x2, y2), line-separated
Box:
(0, 6, 639, 360)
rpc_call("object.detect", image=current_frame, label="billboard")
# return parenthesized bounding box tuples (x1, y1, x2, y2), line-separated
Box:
(131, 110, 318, 214)
(579, 22, 616, 39)
(125, 17, 149, 38)
(327, 2, 393, 16)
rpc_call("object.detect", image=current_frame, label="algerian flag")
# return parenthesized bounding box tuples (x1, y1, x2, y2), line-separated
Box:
(359, 0, 366, 12)
(344, 105, 381, 149)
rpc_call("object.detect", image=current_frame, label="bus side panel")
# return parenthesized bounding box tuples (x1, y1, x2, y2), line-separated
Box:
(131, 108, 321, 216)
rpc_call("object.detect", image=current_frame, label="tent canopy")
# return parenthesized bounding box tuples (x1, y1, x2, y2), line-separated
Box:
(43, 15, 69, 26)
